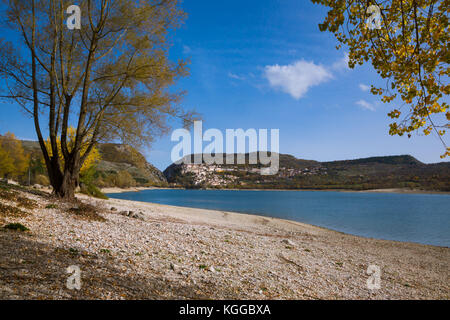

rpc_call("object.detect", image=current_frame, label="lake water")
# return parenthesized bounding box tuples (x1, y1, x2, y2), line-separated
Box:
(107, 189, 450, 247)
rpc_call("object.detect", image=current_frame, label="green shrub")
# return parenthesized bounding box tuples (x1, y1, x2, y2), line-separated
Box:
(4, 223, 29, 231)
(68, 248, 79, 255)
(114, 171, 136, 188)
(80, 183, 109, 200)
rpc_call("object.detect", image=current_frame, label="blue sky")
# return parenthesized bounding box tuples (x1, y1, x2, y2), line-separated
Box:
(0, 0, 448, 170)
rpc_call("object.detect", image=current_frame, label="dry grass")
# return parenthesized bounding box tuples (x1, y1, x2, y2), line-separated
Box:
(15, 196, 38, 210)
(0, 187, 38, 210)
(0, 182, 50, 198)
(0, 188, 19, 201)
(0, 203, 28, 218)
(66, 201, 106, 222)
(0, 231, 222, 300)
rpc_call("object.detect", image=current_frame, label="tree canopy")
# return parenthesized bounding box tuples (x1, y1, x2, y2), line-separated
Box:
(312, 0, 449, 157)
(0, 132, 29, 178)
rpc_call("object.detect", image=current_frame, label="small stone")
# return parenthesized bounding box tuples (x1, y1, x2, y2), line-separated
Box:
(110, 207, 117, 212)
(282, 239, 295, 246)
(209, 266, 216, 273)
(170, 263, 179, 272)
(131, 212, 145, 220)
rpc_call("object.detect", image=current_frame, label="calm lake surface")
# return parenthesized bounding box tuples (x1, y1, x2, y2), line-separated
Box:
(107, 189, 450, 247)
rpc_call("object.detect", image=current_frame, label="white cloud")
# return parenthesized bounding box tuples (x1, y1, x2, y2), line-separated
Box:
(264, 60, 333, 100)
(356, 99, 376, 111)
(228, 72, 245, 80)
(332, 52, 350, 71)
(359, 84, 370, 92)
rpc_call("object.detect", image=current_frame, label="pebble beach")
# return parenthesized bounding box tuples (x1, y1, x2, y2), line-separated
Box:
(0, 186, 448, 300)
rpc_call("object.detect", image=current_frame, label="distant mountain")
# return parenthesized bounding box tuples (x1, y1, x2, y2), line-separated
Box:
(163, 153, 450, 191)
(21, 141, 167, 187)
(326, 155, 423, 166)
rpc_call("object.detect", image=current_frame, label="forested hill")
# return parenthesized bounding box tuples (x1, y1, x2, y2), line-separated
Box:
(163, 154, 450, 191)
(96, 143, 167, 186)
(21, 141, 167, 188)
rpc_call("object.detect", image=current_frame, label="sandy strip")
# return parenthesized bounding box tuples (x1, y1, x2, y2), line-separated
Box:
(101, 187, 450, 195)
(103, 196, 327, 235)
(100, 187, 163, 194)
(357, 188, 450, 195)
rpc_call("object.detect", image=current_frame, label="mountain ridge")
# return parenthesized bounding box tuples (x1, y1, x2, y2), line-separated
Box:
(163, 153, 450, 191)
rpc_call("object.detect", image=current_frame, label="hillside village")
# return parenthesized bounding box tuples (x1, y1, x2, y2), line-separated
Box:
(164, 162, 329, 188)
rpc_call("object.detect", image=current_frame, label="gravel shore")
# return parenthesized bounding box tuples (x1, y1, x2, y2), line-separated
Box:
(0, 186, 448, 300)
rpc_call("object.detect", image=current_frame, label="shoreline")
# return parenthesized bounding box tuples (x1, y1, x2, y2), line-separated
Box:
(355, 188, 450, 195)
(106, 196, 448, 249)
(100, 186, 171, 194)
(217, 188, 450, 195)
(103, 186, 450, 195)
(1, 186, 448, 299)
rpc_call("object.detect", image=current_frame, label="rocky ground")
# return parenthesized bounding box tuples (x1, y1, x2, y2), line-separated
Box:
(0, 183, 448, 300)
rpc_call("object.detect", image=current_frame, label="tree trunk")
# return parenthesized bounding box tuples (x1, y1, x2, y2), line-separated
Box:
(45, 155, 80, 200)
(56, 171, 78, 199)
